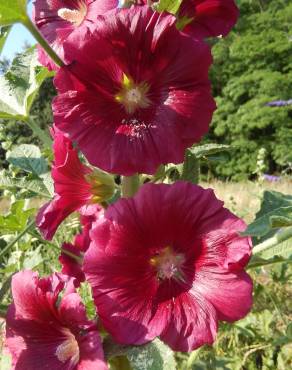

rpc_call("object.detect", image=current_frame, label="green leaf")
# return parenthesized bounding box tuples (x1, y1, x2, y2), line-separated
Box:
(126, 339, 176, 370)
(270, 215, 292, 228)
(242, 206, 292, 238)
(244, 191, 292, 244)
(23, 246, 44, 269)
(0, 47, 53, 120)
(255, 235, 292, 259)
(0, 0, 27, 26)
(256, 191, 292, 218)
(0, 170, 51, 198)
(40, 172, 54, 197)
(0, 200, 34, 234)
(181, 149, 200, 184)
(154, 0, 183, 15)
(188, 143, 232, 164)
(0, 25, 11, 54)
(7, 144, 48, 175)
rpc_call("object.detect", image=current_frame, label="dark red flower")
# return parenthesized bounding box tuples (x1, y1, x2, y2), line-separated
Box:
(36, 127, 114, 240)
(60, 205, 103, 284)
(5, 270, 108, 370)
(33, 0, 118, 70)
(178, 0, 239, 38)
(53, 6, 216, 175)
(84, 182, 253, 352)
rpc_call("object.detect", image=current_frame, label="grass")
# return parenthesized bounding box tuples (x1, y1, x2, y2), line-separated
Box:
(200, 179, 292, 223)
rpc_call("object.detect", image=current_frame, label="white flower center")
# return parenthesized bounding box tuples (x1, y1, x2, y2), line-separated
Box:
(58, 1, 87, 27)
(125, 88, 143, 105)
(115, 74, 151, 115)
(150, 246, 185, 281)
(56, 333, 80, 366)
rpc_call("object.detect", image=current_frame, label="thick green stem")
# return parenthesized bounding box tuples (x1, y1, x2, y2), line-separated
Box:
(28, 231, 83, 263)
(21, 16, 64, 68)
(49, 241, 83, 262)
(121, 174, 140, 198)
(252, 227, 292, 255)
(26, 117, 52, 149)
(0, 220, 35, 259)
(0, 304, 8, 318)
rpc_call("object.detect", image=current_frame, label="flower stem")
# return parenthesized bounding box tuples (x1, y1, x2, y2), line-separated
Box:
(252, 227, 292, 255)
(0, 304, 9, 318)
(0, 220, 35, 259)
(21, 16, 64, 68)
(29, 231, 82, 263)
(121, 174, 140, 198)
(26, 117, 52, 149)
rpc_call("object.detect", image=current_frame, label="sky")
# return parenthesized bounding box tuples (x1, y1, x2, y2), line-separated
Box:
(2, 2, 36, 60)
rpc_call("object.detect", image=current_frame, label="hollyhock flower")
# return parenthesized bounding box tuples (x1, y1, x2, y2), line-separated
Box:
(84, 182, 253, 352)
(53, 6, 216, 175)
(177, 0, 239, 39)
(36, 126, 114, 240)
(60, 204, 103, 284)
(33, 0, 118, 70)
(5, 270, 108, 370)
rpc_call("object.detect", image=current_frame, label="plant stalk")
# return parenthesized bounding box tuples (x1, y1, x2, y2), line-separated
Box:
(0, 220, 35, 259)
(0, 304, 9, 318)
(26, 117, 52, 148)
(28, 231, 83, 263)
(21, 16, 64, 68)
(121, 174, 140, 198)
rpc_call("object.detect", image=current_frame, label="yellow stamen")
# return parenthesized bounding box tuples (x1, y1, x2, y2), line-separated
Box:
(115, 73, 151, 114)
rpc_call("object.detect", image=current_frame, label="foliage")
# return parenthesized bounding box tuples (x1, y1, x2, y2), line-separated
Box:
(0, 0, 27, 27)
(207, 0, 292, 179)
(0, 26, 11, 54)
(0, 47, 53, 120)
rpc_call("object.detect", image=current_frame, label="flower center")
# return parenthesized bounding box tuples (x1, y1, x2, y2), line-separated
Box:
(56, 332, 80, 366)
(115, 74, 151, 114)
(150, 246, 185, 281)
(58, 1, 87, 27)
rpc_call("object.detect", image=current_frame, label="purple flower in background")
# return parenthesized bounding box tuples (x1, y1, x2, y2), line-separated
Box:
(263, 174, 281, 182)
(266, 99, 292, 107)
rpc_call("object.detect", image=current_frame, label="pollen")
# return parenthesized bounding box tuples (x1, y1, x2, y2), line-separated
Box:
(150, 246, 185, 281)
(58, 1, 87, 27)
(115, 74, 151, 114)
(56, 332, 80, 366)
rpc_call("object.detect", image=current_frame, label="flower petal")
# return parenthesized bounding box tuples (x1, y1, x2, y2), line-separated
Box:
(194, 267, 253, 322)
